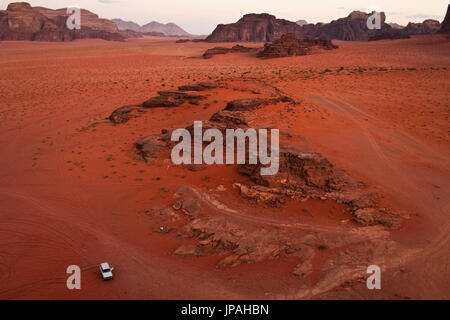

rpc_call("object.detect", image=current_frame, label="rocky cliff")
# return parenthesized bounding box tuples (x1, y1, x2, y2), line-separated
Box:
(206, 11, 442, 43)
(438, 4, 450, 34)
(112, 18, 141, 32)
(206, 13, 304, 42)
(300, 11, 403, 41)
(400, 19, 441, 36)
(0, 2, 124, 41)
(257, 33, 338, 59)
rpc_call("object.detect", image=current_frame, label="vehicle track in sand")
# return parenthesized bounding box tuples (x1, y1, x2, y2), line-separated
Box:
(305, 95, 450, 298)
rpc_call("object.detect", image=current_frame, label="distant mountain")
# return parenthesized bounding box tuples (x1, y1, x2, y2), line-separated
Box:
(296, 19, 307, 26)
(400, 20, 441, 36)
(0, 2, 124, 41)
(141, 21, 190, 36)
(112, 18, 191, 36)
(388, 22, 404, 29)
(112, 19, 141, 32)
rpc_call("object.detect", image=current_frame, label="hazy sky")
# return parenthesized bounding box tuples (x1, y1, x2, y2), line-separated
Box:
(1, 0, 448, 34)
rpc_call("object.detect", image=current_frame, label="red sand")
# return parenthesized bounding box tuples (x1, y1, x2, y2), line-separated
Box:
(0, 35, 449, 299)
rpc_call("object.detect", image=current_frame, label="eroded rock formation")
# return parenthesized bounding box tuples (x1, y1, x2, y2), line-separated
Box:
(119, 79, 403, 229)
(400, 20, 441, 36)
(236, 148, 402, 228)
(206, 13, 304, 42)
(300, 11, 404, 41)
(438, 4, 450, 35)
(206, 11, 439, 43)
(0, 2, 124, 41)
(202, 45, 258, 59)
(257, 34, 338, 59)
(108, 90, 209, 125)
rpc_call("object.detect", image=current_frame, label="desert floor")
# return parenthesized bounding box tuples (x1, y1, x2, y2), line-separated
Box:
(0, 35, 448, 299)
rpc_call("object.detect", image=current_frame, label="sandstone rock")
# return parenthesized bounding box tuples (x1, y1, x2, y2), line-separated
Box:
(292, 260, 313, 278)
(224, 96, 296, 111)
(236, 147, 402, 228)
(135, 133, 170, 162)
(224, 98, 269, 111)
(209, 110, 254, 128)
(180, 197, 201, 220)
(257, 34, 338, 59)
(202, 45, 258, 59)
(353, 208, 401, 229)
(239, 148, 355, 192)
(233, 183, 287, 207)
(142, 90, 206, 108)
(173, 244, 198, 256)
(118, 30, 145, 38)
(108, 105, 141, 124)
(217, 244, 280, 268)
(300, 11, 407, 41)
(206, 13, 304, 42)
(36, 6, 118, 32)
(178, 217, 241, 252)
(438, 5, 450, 35)
(178, 82, 220, 91)
(0, 2, 125, 42)
(400, 20, 441, 36)
(108, 90, 207, 125)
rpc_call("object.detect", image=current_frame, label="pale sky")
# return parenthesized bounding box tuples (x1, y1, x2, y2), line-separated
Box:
(1, 0, 448, 35)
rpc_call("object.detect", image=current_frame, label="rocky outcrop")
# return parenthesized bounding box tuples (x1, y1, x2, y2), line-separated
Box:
(206, 11, 433, 43)
(400, 20, 441, 36)
(206, 13, 304, 42)
(178, 82, 220, 91)
(136, 133, 171, 162)
(300, 11, 405, 41)
(35, 6, 118, 32)
(206, 11, 445, 43)
(239, 148, 361, 193)
(388, 23, 404, 30)
(236, 148, 402, 228)
(142, 90, 206, 108)
(202, 45, 258, 59)
(225, 96, 296, 111)
(257, 34, 338, 59)
(108, 89, 209, 125)
(108, 105, 142, 124)
(168, 184, 403, 282)
(306, 12, 441, 39)
(0, 2, 124, 41)
(438, 4, 450, 34)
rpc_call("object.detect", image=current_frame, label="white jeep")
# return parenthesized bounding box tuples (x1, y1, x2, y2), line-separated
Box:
(99, 262, 114, 281)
